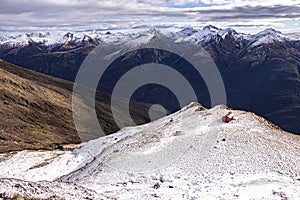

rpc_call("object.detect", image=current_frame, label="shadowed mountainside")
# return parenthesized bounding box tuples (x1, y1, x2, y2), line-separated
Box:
(0, 60, 155, 153)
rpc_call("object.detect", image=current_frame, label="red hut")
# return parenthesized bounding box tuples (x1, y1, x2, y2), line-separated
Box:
(222, 111, 234, 123)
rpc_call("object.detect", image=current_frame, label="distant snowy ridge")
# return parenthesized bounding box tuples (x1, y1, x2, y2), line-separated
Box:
(1, 26, 299, 47)
(0, 103, 299, 199)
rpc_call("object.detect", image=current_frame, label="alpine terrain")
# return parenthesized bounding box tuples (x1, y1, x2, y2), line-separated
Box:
(0, 26, 300, 135)
(0, 103, 299, 199)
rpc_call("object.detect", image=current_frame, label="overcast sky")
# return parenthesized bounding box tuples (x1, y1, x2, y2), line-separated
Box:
(0, 0, 299, 33)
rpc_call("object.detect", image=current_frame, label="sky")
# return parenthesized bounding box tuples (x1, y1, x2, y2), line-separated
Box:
(0, 0, 299, 34)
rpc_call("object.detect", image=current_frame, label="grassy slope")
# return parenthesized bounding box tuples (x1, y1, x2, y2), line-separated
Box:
(0, 60, 154, 153)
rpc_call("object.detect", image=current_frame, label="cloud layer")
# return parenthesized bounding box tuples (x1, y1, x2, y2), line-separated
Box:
(0, 0, 299, 33)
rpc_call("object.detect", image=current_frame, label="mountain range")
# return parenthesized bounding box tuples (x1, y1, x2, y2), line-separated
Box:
(0, 25, 299, 135)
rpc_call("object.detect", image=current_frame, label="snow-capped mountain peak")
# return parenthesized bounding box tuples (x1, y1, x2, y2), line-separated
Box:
(178, 27, 199, 36)
(259, 28, 282, 35)
(202, 24, 220, 32)
(247, 28, 286, 47)
(121, 28, 168, 47)
(145, 27, 163, 36)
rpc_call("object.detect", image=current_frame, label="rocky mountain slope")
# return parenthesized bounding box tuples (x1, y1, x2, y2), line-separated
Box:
(0, 103, 299, 199)
(0, 26, 299, 136)
(0, 60, 153, 153)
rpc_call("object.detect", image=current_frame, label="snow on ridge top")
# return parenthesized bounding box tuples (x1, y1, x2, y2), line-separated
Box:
(258, 28, 283, 35)
(178, 27, 199, 36)
(121, 28, 169, 47)
(201, 25, 237, 36)
(1, 26, 299, 47)
(247, 28, 300, 46)
(143, 28, 164, 36)
(0, 30, 104, 46)
(177, 25, 299, 45)
(202, 24, 220, 32)
(45, 103, 300, 158)
(249, 28, 286, 47)
(181, 25, 240, 43)
(0, 31, 68, 46)
(0, 103, 299, 199)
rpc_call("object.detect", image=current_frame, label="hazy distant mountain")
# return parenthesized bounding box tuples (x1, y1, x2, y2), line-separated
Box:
(0, 26, 299, 135)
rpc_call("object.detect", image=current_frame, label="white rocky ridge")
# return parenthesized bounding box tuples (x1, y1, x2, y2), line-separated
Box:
(0, 31, 129, 47)
(0, 103, 299, 199)
(0, 26, 299, 48)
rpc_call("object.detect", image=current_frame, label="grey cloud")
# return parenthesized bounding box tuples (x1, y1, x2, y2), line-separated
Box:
(228, 24, 273, 28)
(0, 0, 299, 32)
(131, 24, 174, 29)
(192, 5, 300, 21)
